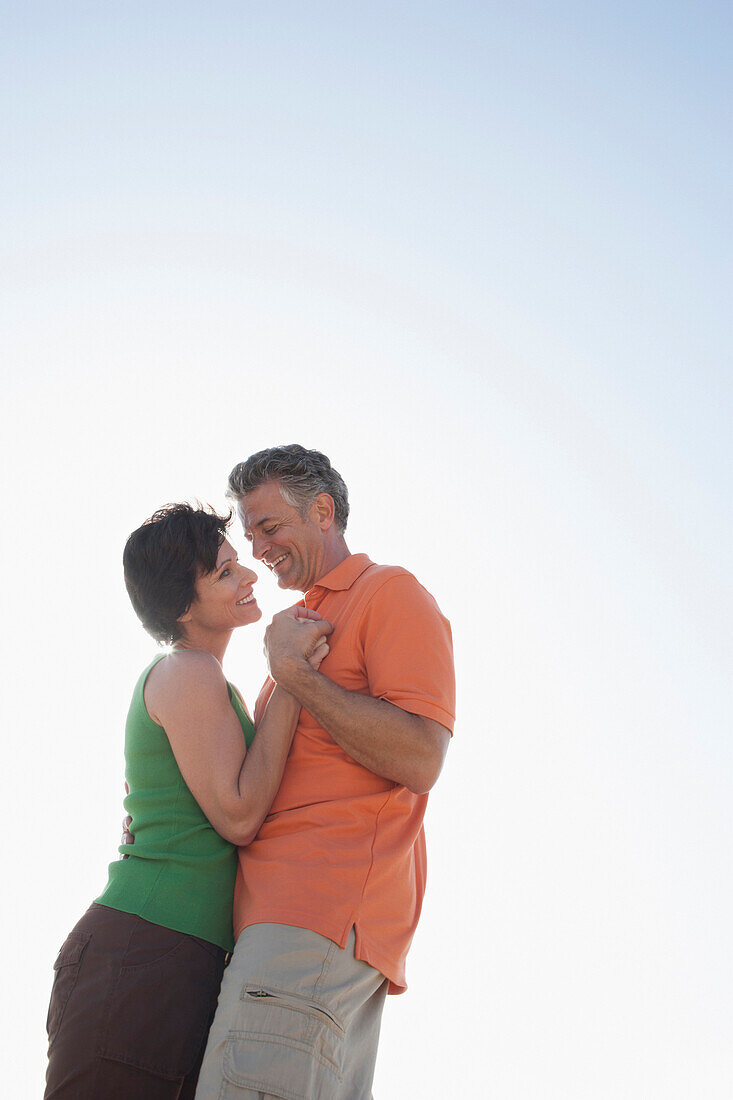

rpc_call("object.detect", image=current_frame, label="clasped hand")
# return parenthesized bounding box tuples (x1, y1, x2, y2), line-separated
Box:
(264, 606, 334, 688)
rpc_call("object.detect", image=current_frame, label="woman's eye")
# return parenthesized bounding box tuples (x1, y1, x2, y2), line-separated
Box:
(220, 568, 231, 578)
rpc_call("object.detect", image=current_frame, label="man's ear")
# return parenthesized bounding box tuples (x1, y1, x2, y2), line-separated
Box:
(312, 492, 336, 531)
(177, 605, 193, 625)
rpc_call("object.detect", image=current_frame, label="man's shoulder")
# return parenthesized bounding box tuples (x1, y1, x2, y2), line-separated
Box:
(362, 560, 411, 581)
(341, 556, 447, 626)
(355, 560, 443, 611)
(355, 560, 418, 595)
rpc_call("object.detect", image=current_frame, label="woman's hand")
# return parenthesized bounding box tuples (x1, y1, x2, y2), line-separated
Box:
(300, 609, 331, 670)
(307, 639, 330, 670)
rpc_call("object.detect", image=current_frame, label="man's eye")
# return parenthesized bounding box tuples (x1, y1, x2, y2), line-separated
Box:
(220, 568, 231, 578)
(263, 527, 277, 536)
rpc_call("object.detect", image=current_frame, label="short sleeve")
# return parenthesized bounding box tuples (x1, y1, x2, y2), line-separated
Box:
(358, 573, 455, 732)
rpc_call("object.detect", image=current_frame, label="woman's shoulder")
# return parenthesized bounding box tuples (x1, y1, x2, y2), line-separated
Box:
(151, 647, 222, 675)
(144, 650, 226, 721)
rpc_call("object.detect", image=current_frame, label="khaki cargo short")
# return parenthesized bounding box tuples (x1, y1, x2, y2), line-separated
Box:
(194, 923, 388, 1100)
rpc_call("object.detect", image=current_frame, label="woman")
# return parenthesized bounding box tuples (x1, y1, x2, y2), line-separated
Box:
(45, 504, 329, 1099)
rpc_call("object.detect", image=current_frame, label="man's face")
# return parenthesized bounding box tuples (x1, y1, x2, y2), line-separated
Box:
(239, 480, 326, 593)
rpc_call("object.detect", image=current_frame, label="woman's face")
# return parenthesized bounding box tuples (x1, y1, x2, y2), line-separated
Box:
(184, 537, 262, 635)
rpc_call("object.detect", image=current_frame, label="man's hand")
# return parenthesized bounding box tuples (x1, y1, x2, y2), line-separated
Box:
(121, 780, 134, 857)
(265, 607, 333, 691)
(120, 814, 134, 856)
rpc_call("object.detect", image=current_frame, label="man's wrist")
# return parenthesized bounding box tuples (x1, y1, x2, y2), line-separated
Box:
(271, 658, 320, 698)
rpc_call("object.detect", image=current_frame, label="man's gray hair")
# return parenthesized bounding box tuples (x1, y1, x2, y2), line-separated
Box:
(227, 444, 350, 533)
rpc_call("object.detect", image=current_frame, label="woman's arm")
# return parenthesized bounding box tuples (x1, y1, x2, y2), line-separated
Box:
(144, 640, 323, 846)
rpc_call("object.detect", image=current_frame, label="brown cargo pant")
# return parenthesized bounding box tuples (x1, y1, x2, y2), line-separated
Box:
(45, 903, 227, 1099)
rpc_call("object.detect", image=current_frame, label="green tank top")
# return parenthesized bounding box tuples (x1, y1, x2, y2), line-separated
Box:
(96, 654, 255, 951)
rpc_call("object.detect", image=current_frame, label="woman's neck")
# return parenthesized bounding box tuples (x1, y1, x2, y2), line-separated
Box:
(173, 628, 232, 665)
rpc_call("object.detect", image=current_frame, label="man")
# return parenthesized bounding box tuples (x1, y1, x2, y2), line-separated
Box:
(195, 444, 455, 1100)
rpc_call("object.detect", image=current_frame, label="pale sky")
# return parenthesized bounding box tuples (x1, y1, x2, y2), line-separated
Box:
(1, 3, 731, 1097)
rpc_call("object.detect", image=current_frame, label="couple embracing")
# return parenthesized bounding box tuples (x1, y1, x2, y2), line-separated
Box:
(45, 444, 456, 1100)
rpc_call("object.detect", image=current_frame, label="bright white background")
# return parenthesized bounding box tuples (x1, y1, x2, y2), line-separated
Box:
(1, 3, 731, 1097)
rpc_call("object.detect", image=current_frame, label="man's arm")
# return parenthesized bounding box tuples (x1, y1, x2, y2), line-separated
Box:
(265, 595, 452, 794)
(271, 655, 449, 794)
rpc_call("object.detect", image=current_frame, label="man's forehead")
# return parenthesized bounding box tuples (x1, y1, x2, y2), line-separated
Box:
(238, 484, 288, 528)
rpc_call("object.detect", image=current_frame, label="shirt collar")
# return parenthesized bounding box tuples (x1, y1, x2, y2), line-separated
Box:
(306, 553, 373, 595)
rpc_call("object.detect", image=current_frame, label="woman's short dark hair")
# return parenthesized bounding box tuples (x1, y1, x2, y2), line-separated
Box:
(123, 504, 232, 645)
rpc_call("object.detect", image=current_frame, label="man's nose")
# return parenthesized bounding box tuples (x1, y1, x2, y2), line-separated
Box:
(250, 534, 269, 560)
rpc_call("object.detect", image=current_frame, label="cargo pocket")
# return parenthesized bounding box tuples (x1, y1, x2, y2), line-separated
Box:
(46, 931, 92, 1047)
(222, 986, 344, 1100)
(97, 928, 223, 1079)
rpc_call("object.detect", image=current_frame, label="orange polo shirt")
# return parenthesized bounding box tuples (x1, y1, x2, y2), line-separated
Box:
(232, 553, 455, 993)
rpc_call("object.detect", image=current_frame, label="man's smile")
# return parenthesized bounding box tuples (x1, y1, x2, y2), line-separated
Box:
(267, 553, 288, 570)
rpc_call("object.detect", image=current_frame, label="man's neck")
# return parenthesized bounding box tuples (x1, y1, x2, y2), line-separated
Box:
(310, 537, 350, 589)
